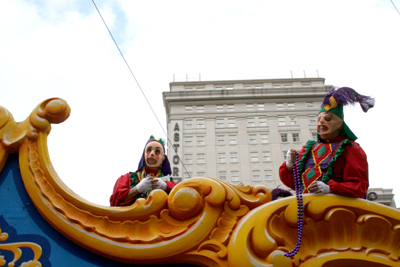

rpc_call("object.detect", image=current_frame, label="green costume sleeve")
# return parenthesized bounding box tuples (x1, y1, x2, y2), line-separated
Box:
(129, 172, 139, 189)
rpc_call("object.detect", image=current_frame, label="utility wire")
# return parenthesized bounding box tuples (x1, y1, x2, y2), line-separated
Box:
(390, 0, 400, 16)
(91, 0, 191, 177)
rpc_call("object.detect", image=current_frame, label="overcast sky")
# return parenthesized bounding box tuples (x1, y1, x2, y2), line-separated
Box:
(1, 0, 399, 206)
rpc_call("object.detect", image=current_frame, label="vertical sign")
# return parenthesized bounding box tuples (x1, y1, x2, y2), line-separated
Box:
(171, 121, 182, 180)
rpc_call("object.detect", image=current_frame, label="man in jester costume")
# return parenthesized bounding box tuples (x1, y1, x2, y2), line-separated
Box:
(279, 87, 375, 198)
(110, 135, 178, 206)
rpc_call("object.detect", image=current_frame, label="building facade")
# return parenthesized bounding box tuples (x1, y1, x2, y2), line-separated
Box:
(367, 188, 396, 208)
(163, 77, 397, 207)
(163, 77, 330, 187)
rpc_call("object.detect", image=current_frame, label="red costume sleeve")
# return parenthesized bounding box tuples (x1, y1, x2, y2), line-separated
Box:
(110, 173, 180, 206)
(110, 173, 135, 206)
(166, 180, 179, 192)
(279, 162, 295, 190)
(279, 146, 308, 191)
(327, 142, 369, 198)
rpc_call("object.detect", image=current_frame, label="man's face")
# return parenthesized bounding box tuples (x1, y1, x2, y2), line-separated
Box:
(317, 112, 343, 141)
(144, 141, 165, 169)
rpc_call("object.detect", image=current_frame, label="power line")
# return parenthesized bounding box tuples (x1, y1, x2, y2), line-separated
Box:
(91, 0, 191, 178)
(390, 0, 400, 16)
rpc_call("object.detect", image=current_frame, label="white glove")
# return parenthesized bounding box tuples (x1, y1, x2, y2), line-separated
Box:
(136, 177, 153, 193)
(153, 178, 168, 191)
(316, 181, 330, 194)
(286, 149, 294, 168)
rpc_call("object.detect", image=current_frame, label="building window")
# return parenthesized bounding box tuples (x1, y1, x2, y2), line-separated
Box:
(185, 172, 192, 179)
(312, 133, 318, 141)
(219, 171, 226, 181)
(255, 85, 263, 89)
(258, 104, 265, 110)
(231, 171, 239, 181)
(185, 120, 192, 128)
(226, 86, 233, 90)
(259, 117, 267, 126)
(288, 103, 295, 109)
(184, 136, 192, 146)
(229, 135, 237, 144)
(290, 116, 297, 125)
(278, 117, 286, 126)
(185, 106, 192, 112)
(265, 170, 273, 180)
(273, 84, 281, 88)
(185, 87, 193, 91)
(263, 151, 271, 161)
(302, 83, 310, 87)
(197, 106, 204, 112)
(230, 152, 238, 162)
(197, 136, 205, 145)
(197, 119, 205, 128)
(261, 134, 269, 143)
(216, 105, 223, 112)
(307, 102, 314, 109)
(281, 134, 288, 143)
(196, 86, 204, 90)
(218, 153, 226, 163)
(217, 135, 225, 145)
(251, 152, 258, 162)
(228, 104, 234, 111)
(217, 119, 224, 127)
(215, 86, 223, 90)
(283, 151, 287, 161)
(197, 154, 205, 164)
(309, 116, 317, 125)
(277, 103, 284, 110)
(228, 118, 236, 127)
(247, 118, 255, 127)
(247, 104, 254, 111)
(293, 133, 300, 142)
(249, 134, 257, 144)
(252, 170, 260, 181)
(197, 172, 205, 177)
(244, 85, 252, 89)
(185, 154, 193, 164)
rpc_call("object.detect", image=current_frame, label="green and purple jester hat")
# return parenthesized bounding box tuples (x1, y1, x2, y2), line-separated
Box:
(317, 87, 375, 142)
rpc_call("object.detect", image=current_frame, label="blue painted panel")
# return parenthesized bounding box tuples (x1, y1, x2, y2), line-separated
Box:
(0, 154, 197, 267)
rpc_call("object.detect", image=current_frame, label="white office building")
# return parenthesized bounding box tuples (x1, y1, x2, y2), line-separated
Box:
(162, 77, 396, 207)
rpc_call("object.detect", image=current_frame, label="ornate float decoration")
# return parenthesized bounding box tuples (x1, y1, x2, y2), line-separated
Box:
(0, 98, 399, 267)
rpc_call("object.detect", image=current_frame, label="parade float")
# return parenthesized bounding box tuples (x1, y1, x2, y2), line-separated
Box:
(1, 98, 399, 267)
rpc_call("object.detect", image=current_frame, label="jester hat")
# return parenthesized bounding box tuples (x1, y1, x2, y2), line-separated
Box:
(318, 87, 375, 141)
(271, 186, 293, 201)
(136, 135, 172, 175)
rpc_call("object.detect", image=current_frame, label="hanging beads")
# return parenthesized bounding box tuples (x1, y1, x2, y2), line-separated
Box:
(284, 153, 303, 258)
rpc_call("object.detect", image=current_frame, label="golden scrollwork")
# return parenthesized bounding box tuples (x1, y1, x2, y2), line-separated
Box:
(20, 135, 271, 265)
(2, 98, 400, 266)
(1, 98, 272, 265)
(0, 228, 42, 267)
(227, 195, 400, 267)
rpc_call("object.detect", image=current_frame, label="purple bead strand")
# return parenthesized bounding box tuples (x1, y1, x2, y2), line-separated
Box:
(284, 153, 303, 258)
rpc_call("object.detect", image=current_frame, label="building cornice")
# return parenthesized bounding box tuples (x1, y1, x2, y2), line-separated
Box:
(163, 86, 331, 105)
(169, 77, 326, 87)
